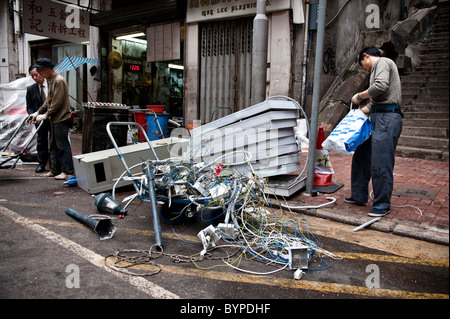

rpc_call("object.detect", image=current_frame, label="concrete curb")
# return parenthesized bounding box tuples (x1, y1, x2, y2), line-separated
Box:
(286, 206, 449, 246)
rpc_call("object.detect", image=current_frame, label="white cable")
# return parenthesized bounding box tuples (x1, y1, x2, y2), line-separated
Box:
(281, 197, 337, 210)
(222, 259, 289, 275)
(197, 150, 253, 173)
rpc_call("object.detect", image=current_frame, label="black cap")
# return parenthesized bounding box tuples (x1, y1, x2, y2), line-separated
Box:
(34, 58, 54, 68)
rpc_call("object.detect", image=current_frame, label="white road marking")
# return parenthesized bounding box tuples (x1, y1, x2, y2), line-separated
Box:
(0, 205, 179, 299)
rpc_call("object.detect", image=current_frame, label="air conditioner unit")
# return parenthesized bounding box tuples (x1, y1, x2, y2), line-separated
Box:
(73, 137, 189, 194)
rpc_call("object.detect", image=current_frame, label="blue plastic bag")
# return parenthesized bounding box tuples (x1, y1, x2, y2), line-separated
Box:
(322, 108, 373, 155)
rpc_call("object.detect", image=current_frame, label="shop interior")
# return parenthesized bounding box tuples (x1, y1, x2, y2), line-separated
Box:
(102, 26, 185, 128)
(120, 36, 184, 118)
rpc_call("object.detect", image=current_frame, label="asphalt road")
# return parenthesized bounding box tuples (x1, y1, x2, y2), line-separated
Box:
(0, 164, 448, 313)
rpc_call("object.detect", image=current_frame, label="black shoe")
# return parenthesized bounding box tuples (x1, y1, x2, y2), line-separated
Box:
(35, 165, 45, 173)
(344, 197, 367, 206)
(368, 208, 390, 217)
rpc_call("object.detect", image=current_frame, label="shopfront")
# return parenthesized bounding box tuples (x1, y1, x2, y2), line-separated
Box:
(91, 0, 186, 119)
(184, 0, 304, 126)
(109, 27, 184, 117)
(88, 0, 305, 126)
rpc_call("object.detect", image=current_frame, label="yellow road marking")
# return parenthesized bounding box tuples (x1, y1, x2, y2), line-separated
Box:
(10, 215, 448, 299)
(2, 200, 47, 208)
(31, 218, 448, 268)
(106, 259, 449, 299)
(337, 252, 449, 268)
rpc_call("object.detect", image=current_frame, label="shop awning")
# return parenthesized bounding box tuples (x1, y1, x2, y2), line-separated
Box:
(90, 0, 186, 31)
(54, 56, 100, 73)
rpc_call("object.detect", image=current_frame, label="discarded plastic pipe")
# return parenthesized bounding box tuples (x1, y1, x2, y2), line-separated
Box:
(93, 192, 127, 215)
(352, 217, 382, 232)
(65, 208, 116, 240)
(143, 163, 163, 247)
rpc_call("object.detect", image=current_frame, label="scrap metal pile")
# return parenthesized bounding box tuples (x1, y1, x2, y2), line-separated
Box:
(101, 97, 341, 278)
(113, 154, 341, 277)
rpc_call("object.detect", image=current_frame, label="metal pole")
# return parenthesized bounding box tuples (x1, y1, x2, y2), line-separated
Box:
(251, 0, 268, 105)
(306, 0, 327, 194)
(144, 163, 163, 247)
(301, 1, 310, 109)
(66, 208, 98, 228)
(65, 208, 116, 240)
(10, 120, 45, 169)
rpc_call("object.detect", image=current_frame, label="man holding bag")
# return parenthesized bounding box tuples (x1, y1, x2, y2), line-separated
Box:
(346, 47, 403, 217)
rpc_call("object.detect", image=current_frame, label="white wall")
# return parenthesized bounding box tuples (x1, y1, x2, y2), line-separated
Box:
(0, 0, 11, 83)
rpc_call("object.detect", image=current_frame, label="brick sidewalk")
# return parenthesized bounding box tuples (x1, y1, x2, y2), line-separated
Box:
(290, 152, 449, 231)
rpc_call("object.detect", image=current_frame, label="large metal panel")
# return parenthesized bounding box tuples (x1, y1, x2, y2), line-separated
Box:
(200, 18, 253, 124)
(190, 99, 302, 178)
(191, 100, 299, 137)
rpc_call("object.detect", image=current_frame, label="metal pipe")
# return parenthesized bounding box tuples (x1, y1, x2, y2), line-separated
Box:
(2, 120, 45, 169)
(251, 0, 269, 105)
(65, 208, 116, 240)
(1, 116, 27, 153)
(306, 0, 327, 194)
(301, 1, 310, 108)
(143, 163, 163, 247)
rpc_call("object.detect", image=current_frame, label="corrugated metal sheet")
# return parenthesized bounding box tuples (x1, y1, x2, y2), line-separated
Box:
(199, 18, 253, 124)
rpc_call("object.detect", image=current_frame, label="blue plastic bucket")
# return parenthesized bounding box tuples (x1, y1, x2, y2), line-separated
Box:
(146, 113, 169, 141)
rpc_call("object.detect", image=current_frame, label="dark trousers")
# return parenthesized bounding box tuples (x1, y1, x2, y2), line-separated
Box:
(350, 112, 403, 210)
(49, 119, 74, 175)
(35, 119, 51, 167)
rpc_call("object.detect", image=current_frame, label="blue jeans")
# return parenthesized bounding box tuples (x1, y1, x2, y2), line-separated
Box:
(350, 112, 402, 210)
(49, 119, 74, 175)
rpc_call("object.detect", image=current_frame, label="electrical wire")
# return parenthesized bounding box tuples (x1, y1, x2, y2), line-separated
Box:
(106, 97, 340, 277)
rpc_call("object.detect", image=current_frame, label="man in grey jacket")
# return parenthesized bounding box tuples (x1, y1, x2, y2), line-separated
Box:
(27, 58, 74, 180)
(346, 47, 403, 217)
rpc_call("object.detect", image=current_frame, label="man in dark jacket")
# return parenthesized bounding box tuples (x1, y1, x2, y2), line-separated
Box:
(26, 65, 51, 173)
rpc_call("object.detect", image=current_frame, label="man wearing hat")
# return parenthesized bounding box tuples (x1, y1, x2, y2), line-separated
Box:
(27, 58, 74, 180)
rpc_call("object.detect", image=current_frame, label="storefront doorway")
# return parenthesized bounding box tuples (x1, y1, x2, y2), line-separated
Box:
(199, 17, 253, 123)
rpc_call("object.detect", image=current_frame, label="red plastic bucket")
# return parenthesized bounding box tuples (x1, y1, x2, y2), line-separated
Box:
(133, 111, 147, 141)
(146, 105, 164, 113)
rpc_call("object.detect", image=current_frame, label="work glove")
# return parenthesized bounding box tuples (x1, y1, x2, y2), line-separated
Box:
(27, 112, 38, 123)
(35, 114, 47, 124)
(351, 93, 363, 106)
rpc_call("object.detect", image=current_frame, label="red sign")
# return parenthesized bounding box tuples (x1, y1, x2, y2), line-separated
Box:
(23, 0, 90, 44)
(124, 63, 142, 72)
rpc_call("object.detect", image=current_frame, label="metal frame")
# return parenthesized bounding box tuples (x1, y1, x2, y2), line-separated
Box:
(1, 119, 44, 169)
(106, 121, 163, 247)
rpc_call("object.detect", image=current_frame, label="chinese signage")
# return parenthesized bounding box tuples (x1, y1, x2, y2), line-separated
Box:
(23, 0, 90, 43)
(147, 22, 181, 62)
(186, 0, 291, 23)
